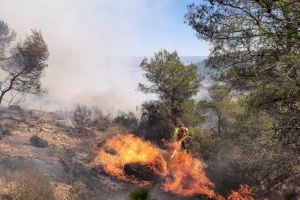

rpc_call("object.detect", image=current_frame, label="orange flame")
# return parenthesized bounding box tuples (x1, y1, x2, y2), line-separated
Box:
(228, 185, 255, 200)
(97, 134, 254, 200)
(98, 134, 168, 185)
(162, 140, 215, 197)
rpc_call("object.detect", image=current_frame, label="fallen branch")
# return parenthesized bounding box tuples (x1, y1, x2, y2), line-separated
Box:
(263, 173, 300, 194)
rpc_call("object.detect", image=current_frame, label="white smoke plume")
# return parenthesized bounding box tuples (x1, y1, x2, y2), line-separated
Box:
(0, 0, 207, 113)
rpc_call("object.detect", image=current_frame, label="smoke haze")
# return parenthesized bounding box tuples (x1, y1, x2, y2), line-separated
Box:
(0, 0, 208, 112)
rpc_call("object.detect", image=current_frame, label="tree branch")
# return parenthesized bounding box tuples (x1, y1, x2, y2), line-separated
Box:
(263, 174, 300, 195)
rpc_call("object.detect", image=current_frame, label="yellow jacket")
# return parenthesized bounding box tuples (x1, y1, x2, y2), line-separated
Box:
(173, 127, 189, 141)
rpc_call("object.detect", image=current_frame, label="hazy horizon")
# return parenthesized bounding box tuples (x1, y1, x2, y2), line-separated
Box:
(24, 56, 209, 113)
(0, 0, 209, 112)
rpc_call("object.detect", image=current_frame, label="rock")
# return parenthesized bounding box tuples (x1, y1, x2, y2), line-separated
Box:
(0, 194, 13, 200)
(29, 135, 48, 148)
(0, 124, 11, 140)
(2, 129, 11, 136)
(0, 129, 11, 140)
(8, 105, 22, 111)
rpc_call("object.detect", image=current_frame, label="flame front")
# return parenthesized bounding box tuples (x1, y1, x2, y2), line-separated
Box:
(97, 134, 254, 200)
(163, 151, 215, 197)
(228, 185, 255, 200)
(98, 134, 168, 185)
(98, 134, 215, 197)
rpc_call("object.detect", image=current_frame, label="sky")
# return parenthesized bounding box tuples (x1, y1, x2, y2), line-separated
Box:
(0, 0, 210, 113)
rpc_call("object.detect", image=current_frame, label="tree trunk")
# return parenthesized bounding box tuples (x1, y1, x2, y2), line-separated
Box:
(0, 92, 4, 105)
(215, 109, 221, 135)
(170, 98, 177, 126)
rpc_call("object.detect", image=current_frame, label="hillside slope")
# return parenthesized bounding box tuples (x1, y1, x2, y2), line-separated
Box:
(0, 107, 131, 200)
(0, 107, 192, 200)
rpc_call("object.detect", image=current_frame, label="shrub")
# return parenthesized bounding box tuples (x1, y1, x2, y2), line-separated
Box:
(71, 104, 111, 131)
(113, 112, 138, 133)
(186, 129, 220, 160)
(128, 188, 150, 200)
(9, 170, 55, 200)
(90, 107, 111, 131)
(139, 101, 173, 144)
(29, 135, 48, 148)
(66, 183, 80, 200)
(0, 123, 11, 140)
(71, 104, 93, 130)
(8, 105, 22, 111)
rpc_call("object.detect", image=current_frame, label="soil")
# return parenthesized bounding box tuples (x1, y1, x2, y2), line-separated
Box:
(0, 107, 195, 200)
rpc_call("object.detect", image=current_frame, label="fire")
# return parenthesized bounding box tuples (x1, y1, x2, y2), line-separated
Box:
(98, 134, 168, 185)
(97, 134, 254, 200)
(162, 140, 215, 197)
(228, 185, 255, 200)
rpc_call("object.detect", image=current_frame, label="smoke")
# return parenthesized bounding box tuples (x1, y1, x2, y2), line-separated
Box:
(0, 0, 209, 113)
(0, 0, 173, 112)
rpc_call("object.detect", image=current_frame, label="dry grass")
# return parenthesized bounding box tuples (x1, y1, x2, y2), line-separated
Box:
(1, 170, 55, 200)
(65, 183, 80, 200)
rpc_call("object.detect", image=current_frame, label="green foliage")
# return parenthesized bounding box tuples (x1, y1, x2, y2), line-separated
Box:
(128, 188, 150, 200)
(186, 0, 300, 195)
(139, 101, 173, 142)
(180, 99, 204, 128)
(138, 99, 204, 144)
(0, 20, 49, 105)
(139, 49, 202, 125)
(186, 0, 300, 148)
(197, 84, 244, 136)
(189, 84, 284, 194)
(186, 129, 220, 160)
(138, 50, 203, 143)
(113, 111, 139, 133)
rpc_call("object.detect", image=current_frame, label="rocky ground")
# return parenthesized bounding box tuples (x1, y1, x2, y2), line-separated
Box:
(0, 107, 190, 200)
(0, 106, 132, 200)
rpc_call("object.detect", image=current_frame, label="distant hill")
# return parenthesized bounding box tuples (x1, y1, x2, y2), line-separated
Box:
(24, 56, 212, 111)
(180, 56, 207, 65)
(103, 56, 207, 65)
(101, 56, 210, 79)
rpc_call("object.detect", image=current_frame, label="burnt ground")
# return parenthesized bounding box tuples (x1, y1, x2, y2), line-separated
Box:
(0, 107, 197, 200)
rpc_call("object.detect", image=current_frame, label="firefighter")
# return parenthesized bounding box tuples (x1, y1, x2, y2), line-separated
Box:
(173, 124, 189, 150)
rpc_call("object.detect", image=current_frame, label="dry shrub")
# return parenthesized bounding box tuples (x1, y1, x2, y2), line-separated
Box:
(8, 170, 55, 200)
(91, 108, 112, 131)
(65, 183, 80, 200)
(71, 104, 93, 130)
(106, 124, 129, 135)
(71, 104, 111, 131)
(113, 111, 138, 133)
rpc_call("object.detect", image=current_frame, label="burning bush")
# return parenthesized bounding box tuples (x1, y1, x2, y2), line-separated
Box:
(97, 134, 256, 200)
(98, 134, 217, 198)
(228, 185, 254, 200)
(98, 134, 168, 186)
